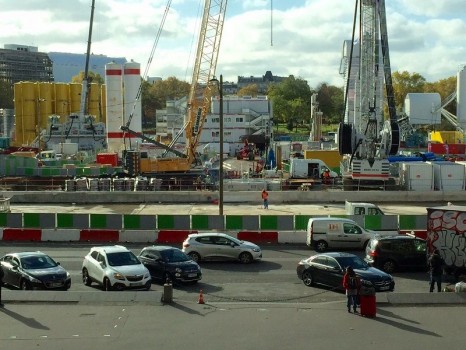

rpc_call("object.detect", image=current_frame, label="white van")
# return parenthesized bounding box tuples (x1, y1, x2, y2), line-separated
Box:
(306, 217, 376, 252)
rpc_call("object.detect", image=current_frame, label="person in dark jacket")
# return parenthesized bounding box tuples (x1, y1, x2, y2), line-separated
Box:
(0, 264, 4, 307)
(342, 266, 360, 313)
(428, 248, 445, 292)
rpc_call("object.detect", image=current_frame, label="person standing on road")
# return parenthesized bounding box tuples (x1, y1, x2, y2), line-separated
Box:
(428, 248, 445, 292)
(261, 189, 269, 209)
(343, 266, 360, 313)
(0, 263, 4, 307)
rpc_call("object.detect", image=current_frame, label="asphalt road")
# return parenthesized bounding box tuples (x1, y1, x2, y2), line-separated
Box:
(0, 243, 439, 303)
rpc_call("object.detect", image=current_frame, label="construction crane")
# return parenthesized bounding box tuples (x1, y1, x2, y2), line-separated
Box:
(339, 0, 399, 190)
(121, 0, 227, 173)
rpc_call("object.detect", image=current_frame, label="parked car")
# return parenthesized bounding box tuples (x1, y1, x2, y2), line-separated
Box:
(82, 245, 151, 291)
(138, 246, 202, 284)
(364, 235, 427, 273)
(296, 252, 395, 292)
(0, 252, 71, 290)
(182, 232, 262, 264)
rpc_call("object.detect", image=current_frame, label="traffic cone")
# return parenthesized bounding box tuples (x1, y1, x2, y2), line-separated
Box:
(198, 289, 205, 304)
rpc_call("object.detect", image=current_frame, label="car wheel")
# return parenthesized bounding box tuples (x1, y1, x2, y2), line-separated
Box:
(302, 271, 314, 287)
(239, 252, 253, 264)
(20, 280, 31, 290)
(188, 252, 201, 263)
(382, 260, 397, 274)
(82, 268, 92, 286)
(145, 281, 152, 291)
(315, 240, 328, 252)
(103, 278, 112, 291)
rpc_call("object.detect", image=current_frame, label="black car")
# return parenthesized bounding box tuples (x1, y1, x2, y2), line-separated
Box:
(138, 246, 202, 284)
(296, 252, 394, 292)
(364, 235, 427, 273)
(0, 252, 71, 290)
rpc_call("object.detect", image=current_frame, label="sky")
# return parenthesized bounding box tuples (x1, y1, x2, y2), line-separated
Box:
(1, 0, 465, 88)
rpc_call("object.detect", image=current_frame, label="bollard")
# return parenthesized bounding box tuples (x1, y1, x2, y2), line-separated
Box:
(162, 278, 173, 304)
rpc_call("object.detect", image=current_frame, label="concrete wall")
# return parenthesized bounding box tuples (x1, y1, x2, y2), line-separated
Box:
(2, 190, 465, 204)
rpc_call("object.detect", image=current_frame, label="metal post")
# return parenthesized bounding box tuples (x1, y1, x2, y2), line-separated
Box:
(219, 75, 224, 216)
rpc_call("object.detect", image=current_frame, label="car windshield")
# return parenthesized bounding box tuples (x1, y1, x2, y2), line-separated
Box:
(21, 255, 57, 269)
(160, 249, 190, 263)
(106, 252, 141, 267)
(336, 256, 369, 270)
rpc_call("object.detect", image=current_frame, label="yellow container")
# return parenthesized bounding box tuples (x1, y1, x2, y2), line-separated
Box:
(54, 83, 70, 117)
(430, 131, 464, 144)
(69, 83, 82, 114)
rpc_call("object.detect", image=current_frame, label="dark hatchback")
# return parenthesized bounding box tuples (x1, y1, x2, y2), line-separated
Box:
(0, 252, 71, 290)
(138, 246, 202, 284)
(297, 252, 394, 292)
(364, 235, 427, 273)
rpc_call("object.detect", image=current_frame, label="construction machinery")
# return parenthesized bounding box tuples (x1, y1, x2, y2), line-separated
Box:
(121, 0, 227, 173)
(338, 0, 399, 190)
(236, 139, 256, 160)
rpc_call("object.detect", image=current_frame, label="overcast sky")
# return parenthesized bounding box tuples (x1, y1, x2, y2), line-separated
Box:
(1, 0, 465, 88)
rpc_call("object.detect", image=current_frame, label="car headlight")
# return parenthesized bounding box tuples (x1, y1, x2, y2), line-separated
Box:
(113, 272, 125, 280)
(28, 276, 41, 283)
(361, 279, 374, 287)
(144, 273, 150, 279)
(66, 272, 71, 278)
(175, 268, 182, 273)
(252, 248, 261, 253)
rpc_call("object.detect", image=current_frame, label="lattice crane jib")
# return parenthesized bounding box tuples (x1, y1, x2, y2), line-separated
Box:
(185, 0, 227, 165)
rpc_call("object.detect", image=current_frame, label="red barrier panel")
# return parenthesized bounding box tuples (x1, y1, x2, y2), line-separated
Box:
(80, 230, 119, 242)
(400, 230, 427, 240)
(237, 231, 278, 244)
(157, 230, 197, 243)
(2, 228, 42, 241)
(157, 230, 196, 244)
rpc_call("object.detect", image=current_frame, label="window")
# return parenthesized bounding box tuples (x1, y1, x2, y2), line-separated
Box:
(91, 251, 99, 260)
(236, 117, 243, 123)
(212, 117, 219, 123)
(212, 131, 219, 137)
(313, 256, 327, 266)
(326, 257, 340, 270)
(344, 223, 362, 235)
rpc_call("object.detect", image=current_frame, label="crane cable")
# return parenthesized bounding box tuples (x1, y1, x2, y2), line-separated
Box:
(123, 0, 172, 149)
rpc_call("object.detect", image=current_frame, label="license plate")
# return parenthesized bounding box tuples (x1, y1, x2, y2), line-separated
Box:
(130, 282, 143, 287)
(188, 273, 197, 278)
(51, 282, 63, 288)
(379, 286, 390, 291)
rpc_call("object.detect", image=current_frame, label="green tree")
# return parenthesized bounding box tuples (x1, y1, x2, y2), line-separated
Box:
(424, 76, 457, 116)
(268, 76, 312, 131)
(238, 84, 259, 97)
(316, 83, 344, 124)
(0, 79, 14, 109)
(71, 71, 104, 84)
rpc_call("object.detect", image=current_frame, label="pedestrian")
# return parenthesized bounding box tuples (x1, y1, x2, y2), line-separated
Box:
(428, 248, 445, 292)
(343, 266, 360, 313)
(261, 189, 269, 209)
(0, 263, 4, 307)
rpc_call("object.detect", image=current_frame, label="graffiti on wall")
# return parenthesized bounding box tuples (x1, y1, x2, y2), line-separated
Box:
(427, 209, 466, 268)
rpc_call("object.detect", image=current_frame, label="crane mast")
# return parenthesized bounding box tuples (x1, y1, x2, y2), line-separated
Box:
(339, 0, 399, 189)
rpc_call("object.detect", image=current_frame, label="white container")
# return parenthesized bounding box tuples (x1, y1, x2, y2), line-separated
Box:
(399, 162, 434, 191)
(429, 161, 465, 191)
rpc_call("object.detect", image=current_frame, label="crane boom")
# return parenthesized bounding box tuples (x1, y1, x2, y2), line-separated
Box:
(339, 0, 399, 189)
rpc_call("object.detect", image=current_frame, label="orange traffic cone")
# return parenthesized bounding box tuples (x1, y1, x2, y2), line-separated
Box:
(198, 290, 205, 304)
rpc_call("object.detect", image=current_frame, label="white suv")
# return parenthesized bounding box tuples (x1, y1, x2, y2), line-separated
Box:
(82, 245, 151, 291)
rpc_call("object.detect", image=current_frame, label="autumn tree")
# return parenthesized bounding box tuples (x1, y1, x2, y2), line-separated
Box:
(71, 71, 104, 84)
(238, 84, 259, 97)
(267, 76, 312, 131)
(392, 71, 426, 110)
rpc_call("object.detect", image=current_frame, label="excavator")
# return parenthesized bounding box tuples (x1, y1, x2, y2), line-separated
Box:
(338, 0, 400, 190)
(120, 0, 227, 174)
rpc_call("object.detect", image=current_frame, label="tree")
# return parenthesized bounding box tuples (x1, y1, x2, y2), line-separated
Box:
(316, 83, 344, 124)
(267, 76, 312, 131)
(0, 79, 14, 109)
(238, 84, 259, 97)
(71, 71, 104, 84)
(392, 71, 426, 110)
(424, 76, 457, 115)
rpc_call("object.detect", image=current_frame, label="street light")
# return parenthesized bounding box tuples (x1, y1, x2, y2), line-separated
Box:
(210, 75, 224, 216)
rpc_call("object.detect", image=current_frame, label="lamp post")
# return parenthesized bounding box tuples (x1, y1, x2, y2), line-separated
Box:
(210, 75, 224, 216)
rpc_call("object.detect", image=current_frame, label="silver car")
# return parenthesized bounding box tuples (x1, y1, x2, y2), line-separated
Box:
(182, 233, 262, 264)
